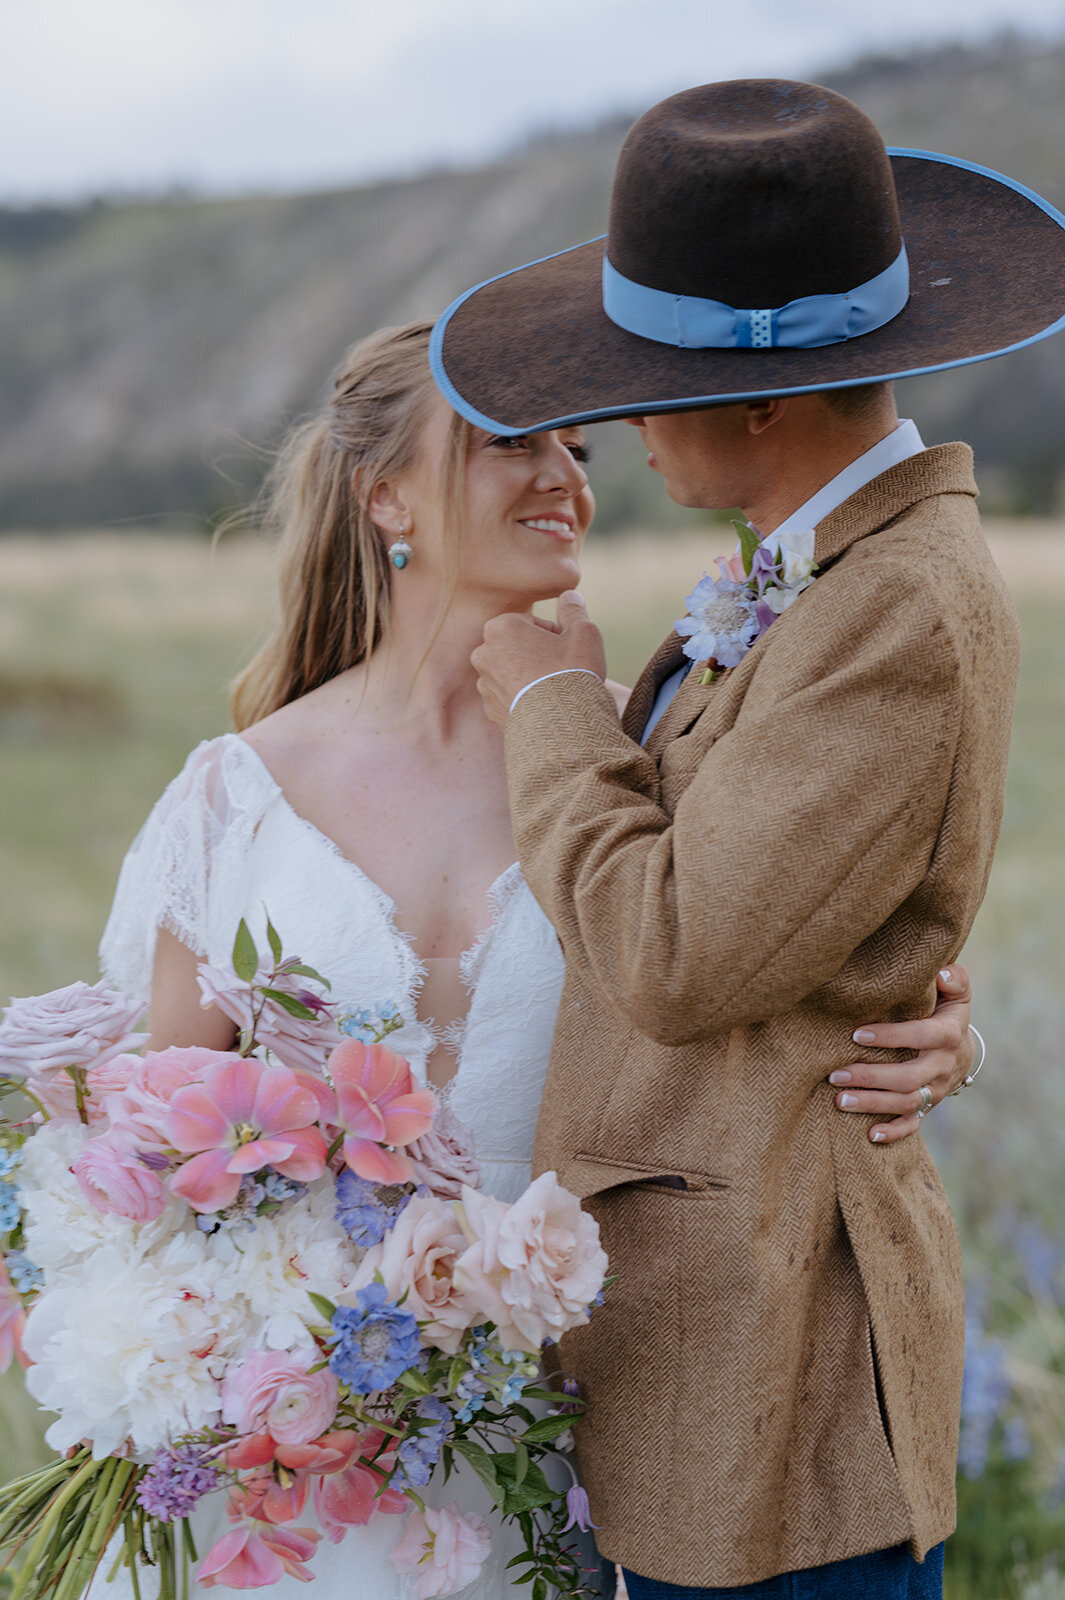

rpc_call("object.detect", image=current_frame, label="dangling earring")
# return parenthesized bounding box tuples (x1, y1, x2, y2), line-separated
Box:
(388, 519, 413, 570)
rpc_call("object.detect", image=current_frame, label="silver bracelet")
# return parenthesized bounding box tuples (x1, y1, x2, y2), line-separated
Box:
(950, 1024, 986, 1095)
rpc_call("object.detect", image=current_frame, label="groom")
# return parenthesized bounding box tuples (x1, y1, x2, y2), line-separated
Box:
(432, 83, 1065, 1596)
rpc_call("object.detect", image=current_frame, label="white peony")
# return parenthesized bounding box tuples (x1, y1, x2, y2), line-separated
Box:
(210, 1180, 362, 1351)
(18, 1120, 183, 1275)
(23, 1227, 245, 1459)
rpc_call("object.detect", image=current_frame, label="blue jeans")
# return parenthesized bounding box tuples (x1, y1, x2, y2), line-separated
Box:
(620, 1542, 944, 1599)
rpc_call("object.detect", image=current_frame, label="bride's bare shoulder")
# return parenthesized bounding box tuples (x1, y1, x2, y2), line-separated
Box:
(237, 673, 364, 788)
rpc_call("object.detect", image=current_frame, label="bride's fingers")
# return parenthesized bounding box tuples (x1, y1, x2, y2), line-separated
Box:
(829, 1053, 952, 1095)
(868, 1111, 923, 1145)
(834, 1085, 939, 1117)
(849, 1011, 965, 1053)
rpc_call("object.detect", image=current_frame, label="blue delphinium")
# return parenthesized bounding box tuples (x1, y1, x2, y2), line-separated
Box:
(328, 1284, 421, 1393)
(959, 1308, 1011, 1478)
(0, 1149, 21, 1181)
(335, 1170, 413, 1249)
(394, 1396, 450, 1490)
(5, 1251, 43, 1293)
(0, 1180, 20, 1232)
(261, 1171, 307, 1205)
(339, 1008, 377, 1043)
(455, 1369, 490, 1423)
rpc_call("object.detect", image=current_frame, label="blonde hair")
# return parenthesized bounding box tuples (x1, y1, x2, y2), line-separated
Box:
(231, 321, 469, 730)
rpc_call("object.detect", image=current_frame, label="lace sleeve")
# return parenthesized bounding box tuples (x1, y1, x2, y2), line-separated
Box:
(98, 736, 277, 1002)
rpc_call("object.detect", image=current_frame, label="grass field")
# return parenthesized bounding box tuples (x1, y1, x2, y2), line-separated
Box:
(0, 525, 1063, 1596)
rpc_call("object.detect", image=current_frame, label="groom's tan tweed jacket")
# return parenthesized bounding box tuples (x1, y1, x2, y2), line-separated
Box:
(506, 445, 1020, 1588)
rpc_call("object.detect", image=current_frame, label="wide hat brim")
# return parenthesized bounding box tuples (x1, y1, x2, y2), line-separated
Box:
(430, 151, 1065, 434)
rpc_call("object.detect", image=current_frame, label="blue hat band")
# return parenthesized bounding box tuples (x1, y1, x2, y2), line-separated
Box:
(602, 243, 910, 350)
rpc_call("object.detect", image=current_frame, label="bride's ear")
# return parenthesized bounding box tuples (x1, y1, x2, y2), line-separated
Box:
(365, 477, 410, 539)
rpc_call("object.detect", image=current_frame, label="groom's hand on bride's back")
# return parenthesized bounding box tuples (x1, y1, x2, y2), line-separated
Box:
(472, 591, 608, 729)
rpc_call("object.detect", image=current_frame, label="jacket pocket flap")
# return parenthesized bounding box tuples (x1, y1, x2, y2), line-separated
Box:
(564, 1152, 729, 1200)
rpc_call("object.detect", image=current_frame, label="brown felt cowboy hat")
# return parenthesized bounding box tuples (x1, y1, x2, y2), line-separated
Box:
(429, 79, 1065, 434)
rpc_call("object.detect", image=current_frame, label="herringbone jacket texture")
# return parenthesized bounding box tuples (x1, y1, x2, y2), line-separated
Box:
(505, 445, 1020, 1588)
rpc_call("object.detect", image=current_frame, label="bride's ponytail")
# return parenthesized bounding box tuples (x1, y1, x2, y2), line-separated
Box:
(230, 321, 467, 730)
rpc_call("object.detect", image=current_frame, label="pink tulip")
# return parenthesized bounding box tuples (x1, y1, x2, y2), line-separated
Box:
(73, 1135, 168, 1221)
(0, 1260, 26, 1373)
(327, 1040, 435, 1185)
(228, 1469, 311, 1526)
(312, 1429, 407, 1542)
(166, 1058, 328, 1214)
(198, 1521, 319, 1588)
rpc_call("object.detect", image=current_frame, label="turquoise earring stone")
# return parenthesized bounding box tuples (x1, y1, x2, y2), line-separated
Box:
(388, 536, 412, 569)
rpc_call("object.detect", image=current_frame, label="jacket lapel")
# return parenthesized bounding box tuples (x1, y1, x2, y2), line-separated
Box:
(622, 630, 687, 741)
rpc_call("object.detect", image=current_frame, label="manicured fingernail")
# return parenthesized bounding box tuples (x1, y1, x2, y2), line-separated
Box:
(871, 1129, 886, 1142)
(940, 969, 952, 983)
(840, 1093, 859, 1109)
(852, 1029, 876, 1044)
(829, 1071, 851, 1085)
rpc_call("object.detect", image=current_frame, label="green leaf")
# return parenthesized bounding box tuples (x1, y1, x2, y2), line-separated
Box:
(451, 1440, 505, 1510)
(732, 517, 760, 577)
(396, 1367, 432, 1395)
(532, 1577, 547, 1600)
(258, 988, 317, 1020)
(493, 1455, 555, 1515)
(512, 1439, 529, 1486)
(265, 914, 283, 967)
(284, 963, 331, 990)
(504, 1553, 537, 1571)
(306, 1292, 337, 1323)
(232, 920, 259, 982)
(519, 1412, 577, 1443)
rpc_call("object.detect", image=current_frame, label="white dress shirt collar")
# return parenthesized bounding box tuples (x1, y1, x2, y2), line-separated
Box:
(768, 418, 924, 546)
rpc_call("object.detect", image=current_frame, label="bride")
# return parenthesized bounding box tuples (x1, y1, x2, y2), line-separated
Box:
(97, 320, 975, 1598)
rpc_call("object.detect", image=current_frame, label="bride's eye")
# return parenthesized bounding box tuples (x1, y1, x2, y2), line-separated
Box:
(566, 440, 592, 464)
(485, 434, 530, 451)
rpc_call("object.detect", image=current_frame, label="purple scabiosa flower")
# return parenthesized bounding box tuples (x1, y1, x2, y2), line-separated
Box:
(334, 1169, 414, 1248)
(561, 1485, 599, 1533)
(394, 1396, 450, 1490)
(136, 1443, 220, 1522)
(327, 1283, 420, 1393)
(675, 574, 759, 669)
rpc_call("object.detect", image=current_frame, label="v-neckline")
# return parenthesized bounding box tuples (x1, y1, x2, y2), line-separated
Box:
(228, 731, 522, 989)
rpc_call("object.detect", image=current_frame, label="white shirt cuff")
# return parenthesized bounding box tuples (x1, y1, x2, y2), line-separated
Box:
(509, 669, 602, 716)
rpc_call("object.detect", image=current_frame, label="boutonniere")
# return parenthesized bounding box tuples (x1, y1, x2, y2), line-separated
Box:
(675, 520, 818, 683)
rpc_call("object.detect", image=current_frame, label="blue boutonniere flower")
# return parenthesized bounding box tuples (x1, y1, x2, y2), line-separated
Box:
(675, 520, 818, 679)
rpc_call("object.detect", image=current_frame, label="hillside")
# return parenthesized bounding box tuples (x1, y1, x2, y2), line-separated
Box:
(2, 32, 1065, 532)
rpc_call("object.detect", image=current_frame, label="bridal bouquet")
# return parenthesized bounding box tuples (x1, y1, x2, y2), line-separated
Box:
(0, 919, 607, 1600)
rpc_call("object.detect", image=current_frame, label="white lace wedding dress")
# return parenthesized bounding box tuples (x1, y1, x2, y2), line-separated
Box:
(96, 733, 600, 1600)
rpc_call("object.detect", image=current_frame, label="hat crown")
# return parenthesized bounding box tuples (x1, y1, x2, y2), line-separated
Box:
(608, 80, 902, 309)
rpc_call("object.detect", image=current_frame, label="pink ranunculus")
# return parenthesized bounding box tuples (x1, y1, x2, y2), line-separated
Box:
(198, 1521, 320, 1588)
(107, 1046, 228, 1153)
(228, 1467, 311, 1527)
(197, 962, 339, 1076)
(390, 1504, 492, 1599)
(73, 1134, 168, 1221)
(0, 1259, 26, 1372)
(312, 1429, 407, 1542)
(166, 1057, 328, 1214)
(327, 1040, 436, 1185)
(0, 981, 147, 1080)
(351, 1194, 480, 1355)
(405, 1104, 481, 1200)
(453, 1172, 608, 1355)
(222, 1348, 339, 1448)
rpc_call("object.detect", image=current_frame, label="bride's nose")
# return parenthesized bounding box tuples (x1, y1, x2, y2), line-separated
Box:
(532, 436, 588, 494)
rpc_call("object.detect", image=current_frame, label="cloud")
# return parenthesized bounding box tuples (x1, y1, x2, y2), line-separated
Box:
(4, 0, 1063, 200)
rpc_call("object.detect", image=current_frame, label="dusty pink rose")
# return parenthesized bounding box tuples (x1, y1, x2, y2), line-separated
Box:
(22, 1050, 140, 1125)
(0, 981, 147, 1079)
(351, 1194, 480, 1355)
(454, 1171, 608, 1354)
(328, 1040, 436, 1185)
(390, 1504, 491, 1599)
(73, 1134, 168, 1221)
(0, 1259, 26, 1372)
(221, 1348, 339, 1447)
(197, 962, 338, 1075)
(166, 1056, 329, 1213)
(199, 1521, 319, 1588)
(107, 1046, 222, 1152)
(405, 1105, 481, 1200)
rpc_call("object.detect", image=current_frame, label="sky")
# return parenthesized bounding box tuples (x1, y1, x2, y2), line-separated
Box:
(5, 0, 1065, 203)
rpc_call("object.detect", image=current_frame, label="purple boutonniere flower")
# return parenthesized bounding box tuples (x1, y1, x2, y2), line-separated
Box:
(675, 520, 818, 674)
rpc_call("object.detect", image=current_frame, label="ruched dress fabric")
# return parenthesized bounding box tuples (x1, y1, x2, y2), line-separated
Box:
(93, 733, 595, 1600)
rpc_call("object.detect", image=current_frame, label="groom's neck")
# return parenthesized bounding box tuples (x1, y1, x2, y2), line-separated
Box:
(738, 391, 900, 535)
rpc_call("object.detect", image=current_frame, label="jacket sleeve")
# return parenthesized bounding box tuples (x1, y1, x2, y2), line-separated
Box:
(503, 564, 961, 1046)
